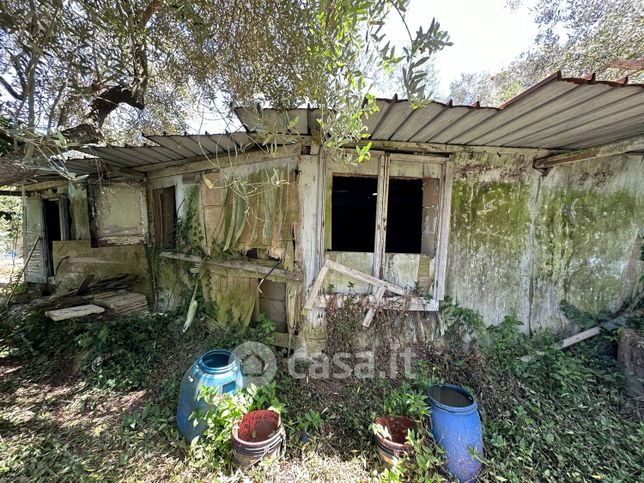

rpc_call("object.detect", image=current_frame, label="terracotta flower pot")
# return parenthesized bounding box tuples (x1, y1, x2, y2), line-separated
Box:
(372, 415, 416, 466)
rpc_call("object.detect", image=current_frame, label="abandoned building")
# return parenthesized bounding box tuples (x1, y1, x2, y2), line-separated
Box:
(3, 72, 643, 354)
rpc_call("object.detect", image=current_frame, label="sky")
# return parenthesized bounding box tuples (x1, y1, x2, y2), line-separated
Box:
(382, 0, 539, 96)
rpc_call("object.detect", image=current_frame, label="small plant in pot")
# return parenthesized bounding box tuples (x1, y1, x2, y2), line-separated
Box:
(371, 384, 429, 466)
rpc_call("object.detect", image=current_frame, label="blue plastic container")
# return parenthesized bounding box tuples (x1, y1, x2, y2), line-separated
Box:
(176, 349, 244, 442)
(428, 384, 483, 482)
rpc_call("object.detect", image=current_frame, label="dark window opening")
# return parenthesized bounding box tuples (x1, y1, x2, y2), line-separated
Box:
(331, 175, 377, 252)
(386, 178, 423, 253)
(153, 186, 177, 249)
(44, 200, 62, 276)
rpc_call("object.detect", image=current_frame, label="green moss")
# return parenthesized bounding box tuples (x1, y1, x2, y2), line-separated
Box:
(534, 187, 642, 313)
(450, 180, 532, 257)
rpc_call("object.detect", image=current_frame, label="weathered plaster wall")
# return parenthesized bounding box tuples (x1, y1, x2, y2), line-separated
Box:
(446, 152, 644, 334)
(530, 154, 644, 333)
(446, 153, 538, 328)
(52, 240, 151, 296)
(95, 183, 148, 245)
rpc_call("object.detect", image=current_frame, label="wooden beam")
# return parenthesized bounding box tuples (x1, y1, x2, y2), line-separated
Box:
(159, 251, 303, 283)
(344, 139, 551, 157)
(373, 154, 390, 279)
(534, 135, 644, 169)
(144, 143, 302, 179)
(324, 259, 407, 295)
(21, 180, 67, 192)
(303, 258, 409, 314)
(103, 164, 146, 180)
(303, 263, 329, 311)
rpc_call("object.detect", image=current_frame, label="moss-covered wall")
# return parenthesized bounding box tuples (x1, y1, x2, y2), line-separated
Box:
(446, 152, 644, 334)
(447, 153, 538, 327)
(530, 155, 644, 333)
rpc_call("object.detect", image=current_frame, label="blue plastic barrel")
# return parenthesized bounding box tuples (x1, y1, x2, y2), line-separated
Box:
(428, 384, 483, 482)
(176, 349, 244, 442)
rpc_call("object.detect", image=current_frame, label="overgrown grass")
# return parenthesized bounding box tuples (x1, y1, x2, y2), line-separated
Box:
(0, 301, 641, 481)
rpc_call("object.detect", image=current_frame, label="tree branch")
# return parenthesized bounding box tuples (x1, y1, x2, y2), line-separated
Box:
(60, 0, 164, 145)
(61, 84, 146, 144)
(0, 76, 25, 100)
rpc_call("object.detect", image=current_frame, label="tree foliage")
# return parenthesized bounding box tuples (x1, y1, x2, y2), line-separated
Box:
(449, 0, 643, 106)
(0, 0, 451, 164)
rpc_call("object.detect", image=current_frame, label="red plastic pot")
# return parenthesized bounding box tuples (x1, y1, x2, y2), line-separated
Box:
(232, 410, 285, 467)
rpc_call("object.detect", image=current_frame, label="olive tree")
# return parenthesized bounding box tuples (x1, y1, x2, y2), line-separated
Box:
(0, 0, 451, 166)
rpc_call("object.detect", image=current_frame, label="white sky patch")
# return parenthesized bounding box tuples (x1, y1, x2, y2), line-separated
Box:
(381, 0, 539, 97)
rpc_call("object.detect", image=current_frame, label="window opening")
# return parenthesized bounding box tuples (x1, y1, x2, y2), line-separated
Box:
(386, 178, 423, 253)
(331, 175, 377, 252)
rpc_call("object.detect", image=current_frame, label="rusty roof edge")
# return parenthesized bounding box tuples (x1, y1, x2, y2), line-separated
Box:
(498, 71, 563, 109)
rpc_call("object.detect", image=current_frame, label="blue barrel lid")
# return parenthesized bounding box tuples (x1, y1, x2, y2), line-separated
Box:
(428, 383, 478, 414)
(197, 349, 239, 375)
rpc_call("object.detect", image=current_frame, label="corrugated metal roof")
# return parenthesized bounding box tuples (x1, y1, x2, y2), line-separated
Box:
(236, 72, 644, 150)
(55, 71, 644, 180)
(76, 131, 262, 173)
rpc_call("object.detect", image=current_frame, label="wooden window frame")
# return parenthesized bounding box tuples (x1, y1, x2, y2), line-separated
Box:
(326, 151, 453, 301)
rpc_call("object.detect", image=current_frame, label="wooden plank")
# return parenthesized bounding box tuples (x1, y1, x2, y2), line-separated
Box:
(316, 294, 438, 312)
(23, 197, 47, 283)
(303, 263, 330, 311)
(343, 139, 551, 157)
(533, 134, 644, 169)
(325, 259, 407, 295)
(372, 154, 390, 280)
(434, 161, 453, 301)
(362, 286, 386, 327)
(159, 251, 303, 283)
(302, 258, 409, 314)
(45, 304, 105, 321)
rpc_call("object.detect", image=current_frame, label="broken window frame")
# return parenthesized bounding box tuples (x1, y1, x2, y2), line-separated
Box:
(324, 151, 453, 301)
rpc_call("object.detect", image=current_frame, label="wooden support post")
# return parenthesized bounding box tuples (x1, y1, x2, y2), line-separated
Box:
(434, 161, 453, 301)
(86, 182, 100, 248)
(373, 154, 390, 280)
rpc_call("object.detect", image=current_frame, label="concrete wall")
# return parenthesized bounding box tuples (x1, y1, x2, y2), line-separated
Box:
(446, 153, 644, 334)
